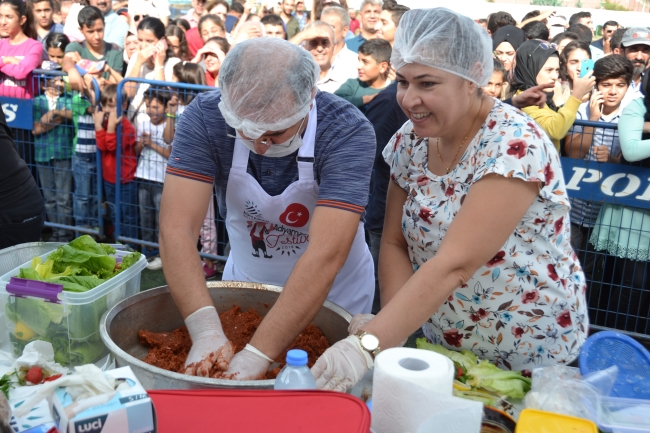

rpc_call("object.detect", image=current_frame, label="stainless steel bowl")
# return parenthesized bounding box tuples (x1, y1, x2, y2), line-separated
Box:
(100, 281, 352, 389)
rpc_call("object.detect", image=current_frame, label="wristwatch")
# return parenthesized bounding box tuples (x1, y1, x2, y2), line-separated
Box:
(355, 331, 381, 358)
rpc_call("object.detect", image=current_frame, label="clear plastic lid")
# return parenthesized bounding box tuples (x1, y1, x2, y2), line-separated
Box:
(286, 349, 308, 366)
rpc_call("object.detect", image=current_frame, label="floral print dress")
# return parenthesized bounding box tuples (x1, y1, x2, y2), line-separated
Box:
(383, 100, 588, 371)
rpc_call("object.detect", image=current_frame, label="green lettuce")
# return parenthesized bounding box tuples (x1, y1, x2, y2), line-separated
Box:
(416, 338, 531, 400)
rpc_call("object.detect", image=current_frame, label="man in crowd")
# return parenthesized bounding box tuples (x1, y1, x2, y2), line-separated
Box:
(592, 20, 619, 54)
(280, 0, 300, 39)
(374, 1, 409, 47)
(569, 11, 594, 34)
(293, 0, 309, 31)
(486, 11, 516, 37)
(261, 14, 286, 39)
(567, 22, 604, 60)
(621, 27, 650, 105)
(610, 28, 627, 56)
(345, 0, 381, 53)
(87, 0, 129, 47)
(182, 0, 207, 28)
(297, 21, 339, 93)
(33, 0, 64, 45)
(522, 20, 549, 41)
(320, 5, 358, 83)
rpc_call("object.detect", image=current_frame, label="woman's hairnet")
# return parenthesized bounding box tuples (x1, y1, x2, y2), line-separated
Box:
(391, 8, 493, 87)
(218, 38, 320, 139)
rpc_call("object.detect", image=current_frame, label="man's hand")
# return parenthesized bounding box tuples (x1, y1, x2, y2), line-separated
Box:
(589, 90, 604, 121)
(214, 347, 271, 380)
(511, 82, 553, 109)
(184, 307, 235, 377)
(311, 336, 373, 392)
(65, 51, 82, 63)
(593, 145, 610, 162)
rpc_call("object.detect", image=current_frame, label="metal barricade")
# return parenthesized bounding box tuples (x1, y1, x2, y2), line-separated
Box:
(115, 78, 228, 262)
(1, 69, 104, 240)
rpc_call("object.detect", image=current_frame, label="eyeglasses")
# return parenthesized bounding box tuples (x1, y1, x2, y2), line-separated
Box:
(227, 115, 307, 148)
(530, 42, 558, 56)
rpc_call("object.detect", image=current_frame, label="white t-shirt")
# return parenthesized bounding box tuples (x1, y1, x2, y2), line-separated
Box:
(135, 119, 169, 183)
(126, 53, 180, 116)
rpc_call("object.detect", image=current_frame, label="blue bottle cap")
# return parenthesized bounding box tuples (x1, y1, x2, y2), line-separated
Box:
(286, 349, 308, 366)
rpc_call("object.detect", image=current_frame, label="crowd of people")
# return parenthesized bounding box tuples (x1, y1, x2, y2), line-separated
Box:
(0, 0, 650, 380)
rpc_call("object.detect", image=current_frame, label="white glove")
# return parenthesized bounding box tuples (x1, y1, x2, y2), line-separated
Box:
(184, 306, 234, 377)
(348, 313, 375, 335)
(214, 345, 272, 380)
(311, 335, 373, 392)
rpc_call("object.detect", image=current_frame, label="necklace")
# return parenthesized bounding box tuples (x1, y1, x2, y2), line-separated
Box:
(436, 97, 484, 174)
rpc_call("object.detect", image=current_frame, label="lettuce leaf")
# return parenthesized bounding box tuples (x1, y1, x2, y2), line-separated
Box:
(114, 251, 141, 274)
(416, 338, 478, 370)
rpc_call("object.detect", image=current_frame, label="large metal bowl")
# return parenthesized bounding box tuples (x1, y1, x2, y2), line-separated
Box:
(100, 281, 352, 389)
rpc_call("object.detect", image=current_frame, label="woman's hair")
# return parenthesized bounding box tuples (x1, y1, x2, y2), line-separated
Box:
(172, 61, 206, 105)
(44, 32, 70, 51)
(206, 0, 229, 12)
(205, 36, 230, 55)
(559, 40, 591, 81)
(138, 17, 174, 61)
(492, 58, 507, 81)
(171, 18, 191, 32)
(198, 14, 225, 34)
(0, 0, 36, 40)
(100, 83, 128, 107)
(165, 25, 189, 60)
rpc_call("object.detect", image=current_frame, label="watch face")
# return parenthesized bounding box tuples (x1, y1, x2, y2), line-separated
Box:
(360, 333, 380, 351)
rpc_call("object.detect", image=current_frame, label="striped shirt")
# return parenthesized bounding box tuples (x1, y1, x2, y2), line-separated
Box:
(166, 90, 376, 220)
(71, 93, 96, 153)
(569, 103, 622, 227)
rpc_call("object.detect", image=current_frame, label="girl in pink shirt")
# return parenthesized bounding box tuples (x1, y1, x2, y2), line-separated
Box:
(0, 0, 43, 98)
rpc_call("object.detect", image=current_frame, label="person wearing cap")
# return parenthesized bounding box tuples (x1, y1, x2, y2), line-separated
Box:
(310, 7, 588, 392)
(159, 38, 375, 380)
(620, 27, 650, 107)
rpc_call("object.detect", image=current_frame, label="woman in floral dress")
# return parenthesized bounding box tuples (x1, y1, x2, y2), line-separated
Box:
(312, 7, 588, 392)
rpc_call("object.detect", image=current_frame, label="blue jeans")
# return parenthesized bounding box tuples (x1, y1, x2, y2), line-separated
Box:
(104, 181, 138, 241)
(37, 159, 74, 242)
(138, 181, 164, 244)
(72, 152, 98, 228)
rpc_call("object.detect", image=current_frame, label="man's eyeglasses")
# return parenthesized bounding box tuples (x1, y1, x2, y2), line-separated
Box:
(227, 115, 307, 148)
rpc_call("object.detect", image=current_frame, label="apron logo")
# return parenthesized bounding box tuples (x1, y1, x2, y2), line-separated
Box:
(279, 203, 310, 228)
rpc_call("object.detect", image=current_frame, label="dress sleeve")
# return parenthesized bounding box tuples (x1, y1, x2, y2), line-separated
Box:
(619, 98, 650, 162)
(382, 120, 415, 192)
(473, 104, 570, 209)
(522, 96, 580, 141)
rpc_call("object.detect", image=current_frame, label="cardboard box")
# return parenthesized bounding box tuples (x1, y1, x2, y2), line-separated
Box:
(48, 366, 154, 433)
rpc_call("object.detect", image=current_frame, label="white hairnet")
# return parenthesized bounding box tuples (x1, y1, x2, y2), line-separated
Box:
(218, 38, 320, 139)
(392, 8, 493, 87)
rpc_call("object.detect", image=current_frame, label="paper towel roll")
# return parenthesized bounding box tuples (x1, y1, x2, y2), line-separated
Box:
(371, 348, 483, 433)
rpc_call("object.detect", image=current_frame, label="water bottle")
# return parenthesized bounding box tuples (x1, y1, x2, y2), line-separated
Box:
(273, 349, 317, 390)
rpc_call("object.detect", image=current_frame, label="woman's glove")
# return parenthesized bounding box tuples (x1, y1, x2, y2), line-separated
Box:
(348, 313, 375, 335)
(214, 345, 272, 380)
(184, 306, 234, 377)
(311, 336, 374, 392)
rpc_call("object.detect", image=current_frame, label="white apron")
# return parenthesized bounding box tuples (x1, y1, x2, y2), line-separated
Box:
(222, 101, 374, 314)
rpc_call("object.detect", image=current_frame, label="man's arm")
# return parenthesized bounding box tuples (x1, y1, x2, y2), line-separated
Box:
(160, 174, 216, 317)
(249, 206, 361, 359)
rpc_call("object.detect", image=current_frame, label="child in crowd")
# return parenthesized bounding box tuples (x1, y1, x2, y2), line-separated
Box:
(44, 32, 70, 66)
(93, 84, 139, 242)
(483, 58, 507, 100)
(32, 74, 75, 242)
(334, 39, 392, 110)
(0, 0, 43, 99)
(136, 89, 171, 270)
(565, 55, 632, 280)
(71, 74, 101, 229)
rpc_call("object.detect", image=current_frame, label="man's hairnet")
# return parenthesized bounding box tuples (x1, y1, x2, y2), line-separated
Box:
(391, 8, 493, 87)
(218, 38, 320, 139)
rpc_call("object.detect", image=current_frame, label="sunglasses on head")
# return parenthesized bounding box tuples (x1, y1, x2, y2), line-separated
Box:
(530, 42, 558, 56)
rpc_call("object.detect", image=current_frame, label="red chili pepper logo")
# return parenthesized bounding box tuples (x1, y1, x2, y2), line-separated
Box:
(279, 203, 310, 228)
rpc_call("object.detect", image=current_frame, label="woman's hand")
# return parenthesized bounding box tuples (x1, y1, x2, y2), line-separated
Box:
(571, 70, 595, 101)
(588, 90, 604, 121)
(2, 56, 20, 65)
(137, 45, 156, 65)
(154, 40, 167, 67)
(311, 336, 374, 392)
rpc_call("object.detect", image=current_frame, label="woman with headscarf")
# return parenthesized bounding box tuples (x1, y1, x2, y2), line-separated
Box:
(514, 39, 594, 153)
(588, 71, 650, 334)
(492, 25, 525, 74)
(311, 8, 588, 392)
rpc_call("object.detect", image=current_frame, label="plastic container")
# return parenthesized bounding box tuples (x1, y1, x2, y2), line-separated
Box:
(596, 396, 650, 433)
(515, 409, 598, 433)
(0, 248, 146, 367)
(274, 349, 317, 390)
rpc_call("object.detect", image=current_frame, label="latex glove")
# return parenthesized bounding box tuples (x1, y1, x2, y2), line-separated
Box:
(184, 306, 234, 377)
(214, 345, 272, 380)
(311, 336, 373, 392)
(348, 314, 375, 335)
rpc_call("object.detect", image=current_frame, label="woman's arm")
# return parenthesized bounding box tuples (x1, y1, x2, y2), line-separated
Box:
(619, 99, 650, 162)
(524, 96, 580, 142)
(378, 182, 415, 307)
(0, 43, 43, 80)
(363, 175, 539, 349)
